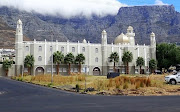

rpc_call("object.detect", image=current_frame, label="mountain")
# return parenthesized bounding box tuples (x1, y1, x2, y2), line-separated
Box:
(0, 17, 30, 49)
(0, 5, 180, 47)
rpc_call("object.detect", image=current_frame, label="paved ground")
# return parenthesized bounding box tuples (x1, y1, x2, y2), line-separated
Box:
(0, 77, 180, 112)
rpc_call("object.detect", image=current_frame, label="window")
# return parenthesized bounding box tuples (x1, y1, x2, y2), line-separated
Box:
(63, 68, 67, 72)
(72, 47, 75, 52)
(25, 46, 29, 51)
(49, 56, 52, 62)
(50, 46, 53, 51)
(82, 47, 85, 52)
(74, 68, 78, 72)
(38, 46, 42, 51)
(61, 47, 64, 52)
(122, 68, 125, 73)
(95, 57, 98, 62)
(95, 48, 98, 53)
(38, 56, 42, 61)
(135, 69, 138, 73)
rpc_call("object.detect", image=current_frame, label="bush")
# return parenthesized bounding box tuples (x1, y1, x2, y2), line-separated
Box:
(76, 84, 80, 92)
(47, 83, 52, 87)
(123, 82, 128, 89)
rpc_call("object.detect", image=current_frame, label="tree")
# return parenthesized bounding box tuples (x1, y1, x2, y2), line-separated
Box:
(136, 57, 145, 74)
(156, 43, 180, 70)
(53, 51, 64, 75)
(75, 53, 85, 73)
(122, 51, 133, 74)
(109, 52, 119, 72)
(3, 59, 13, 76)
(24, 55, 35, 75)
(64, 53, 75, 75)
(149, 59, 157, 73)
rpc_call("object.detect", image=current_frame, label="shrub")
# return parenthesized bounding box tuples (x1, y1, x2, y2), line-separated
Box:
(108, 78, 113, 87)
(135, 82, 140, 89)
(123, 82, 128, 89)
(76, 84, 80, 92)
(47, 83, 52, 87)
(146, 78, 151, 87)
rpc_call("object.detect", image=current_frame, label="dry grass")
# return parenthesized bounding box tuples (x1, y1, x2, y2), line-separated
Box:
(12, 73, 180, 96)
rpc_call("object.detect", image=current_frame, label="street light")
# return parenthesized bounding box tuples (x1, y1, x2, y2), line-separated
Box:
(51, 31, 54, 84)
(84, 65, 88, 91)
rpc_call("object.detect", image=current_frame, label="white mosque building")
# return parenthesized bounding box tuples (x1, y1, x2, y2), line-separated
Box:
(15, 19, 156, 76)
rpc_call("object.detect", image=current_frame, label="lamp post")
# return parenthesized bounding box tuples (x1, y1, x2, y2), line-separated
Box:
(84, 65, 87, 91)
(51, 32, 54, 84)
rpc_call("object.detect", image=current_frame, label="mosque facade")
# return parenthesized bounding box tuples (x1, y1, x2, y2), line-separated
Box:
(15, 19, 156, 76)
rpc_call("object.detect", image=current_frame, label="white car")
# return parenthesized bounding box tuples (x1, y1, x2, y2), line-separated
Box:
(165, 71, 180, 85)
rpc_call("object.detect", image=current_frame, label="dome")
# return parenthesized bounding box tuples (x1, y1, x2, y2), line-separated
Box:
(17, 19, 22, 25)
(82, 39, 87, 43)
(127, 26, 133, 30)
(114, 33, 130, 44)
(102, 30, 107, 34)
(127, 26, 133, 33)
(151, 32, 155, 37)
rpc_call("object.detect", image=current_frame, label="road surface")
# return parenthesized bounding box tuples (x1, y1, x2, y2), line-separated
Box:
(0, 77, 180, 112)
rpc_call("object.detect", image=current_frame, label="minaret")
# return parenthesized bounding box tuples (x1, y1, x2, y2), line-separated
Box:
(126, 26, 135, 45)
(101, 30, 107, 75)
(101, 30, 107, 45)
(150, 32, 156, 60)
(15, 19, 23, 76)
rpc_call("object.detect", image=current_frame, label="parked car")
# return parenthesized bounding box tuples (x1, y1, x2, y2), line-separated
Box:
(107, 72, 120, 79)
(165, 71, 180, 85)
(155, 70, 162, 74)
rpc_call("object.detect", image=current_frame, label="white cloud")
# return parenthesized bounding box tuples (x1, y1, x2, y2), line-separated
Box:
(0, 0, 127, 18)
(155, 0, 168, 5)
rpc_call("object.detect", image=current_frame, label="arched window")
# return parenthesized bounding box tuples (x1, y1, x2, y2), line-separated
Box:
(38, 46, 42, 51)
(95, 48, 98, 53)
(25, 46, 29, 51)
(61, 47, 64, 52)
(50, 46, 53, 51)
(82, 47, 85, 52)
(72, 47, 75, 52)
(38, 56, 42, 61)
(95, 57, 98, 62)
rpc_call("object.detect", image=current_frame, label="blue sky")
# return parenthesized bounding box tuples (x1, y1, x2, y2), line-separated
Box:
(119, 0, 180, 12)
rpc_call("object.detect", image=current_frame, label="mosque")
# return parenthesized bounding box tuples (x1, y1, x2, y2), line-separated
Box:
(15, 19, 156, 76)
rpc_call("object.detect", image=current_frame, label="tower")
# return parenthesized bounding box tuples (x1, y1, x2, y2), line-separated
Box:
(150, 32, 156, 60)
(101, 30, 107, 45)
(15, 19, 23, 76)
(101, 30, 108, 75)
(126, 26, 135, 45)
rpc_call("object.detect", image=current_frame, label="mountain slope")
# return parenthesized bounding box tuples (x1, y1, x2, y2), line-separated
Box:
(0, 5, 180, 46)
(0, 17, 30, 49)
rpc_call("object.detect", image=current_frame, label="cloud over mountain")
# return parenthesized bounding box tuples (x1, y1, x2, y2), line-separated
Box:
(0, 0, 127, 18)
(155, 0, 168, 5)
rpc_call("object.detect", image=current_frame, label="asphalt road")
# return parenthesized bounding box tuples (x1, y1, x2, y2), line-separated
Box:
(0, 77, 180, 112)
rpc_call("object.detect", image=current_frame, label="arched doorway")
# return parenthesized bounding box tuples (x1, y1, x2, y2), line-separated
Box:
(93, 67, 101, 75)
(35, 67, 44, 75)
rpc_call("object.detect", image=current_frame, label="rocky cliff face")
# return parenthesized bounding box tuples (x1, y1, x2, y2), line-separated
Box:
(0, 17, 30, 48)
(0, 5, 180, 47)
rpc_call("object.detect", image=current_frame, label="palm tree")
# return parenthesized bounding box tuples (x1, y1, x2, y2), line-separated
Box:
(53, 51, 64, 75)
(75, 53, 85, 73)
(122, 51, 133, 74)
(149, 59, 157, 73)
(136, 57, 145, 74)
(2, 59, 13, 76)
(109, 52, 119, 72)
(64, 53, 75, 75)
(24, 55, 35, 75)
